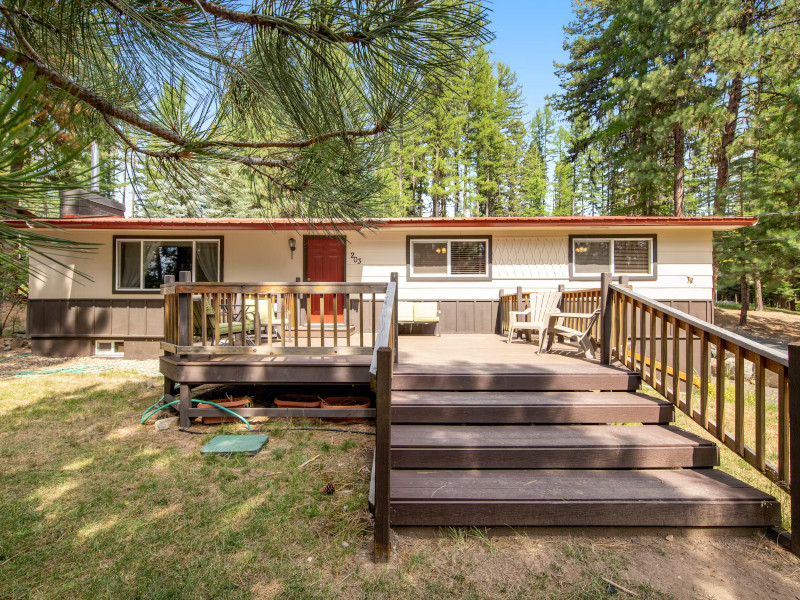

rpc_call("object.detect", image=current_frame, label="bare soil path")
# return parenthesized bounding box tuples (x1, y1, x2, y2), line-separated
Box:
(714, 307, 800, 351)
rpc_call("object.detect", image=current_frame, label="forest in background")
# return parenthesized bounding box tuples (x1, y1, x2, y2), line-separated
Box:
(1, 0, 798, 320)
(365, 0, 800, 316)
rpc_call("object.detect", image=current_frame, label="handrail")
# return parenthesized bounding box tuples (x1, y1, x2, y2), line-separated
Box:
(370, 280, 397, 376)
(609, 283, 787, 367)
(164, 282, 389, 294)
(605, 278, 796, 554)
(368, 274, 397, 563)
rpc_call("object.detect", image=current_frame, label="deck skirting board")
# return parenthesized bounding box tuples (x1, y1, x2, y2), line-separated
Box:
(389, 500, 781, 528)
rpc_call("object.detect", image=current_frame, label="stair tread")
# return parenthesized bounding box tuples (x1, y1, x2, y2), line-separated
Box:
(394, 362, 635, 375)
(391, 391, 668, 407)
(391, 369, 640, 392)
(391, 424, 714, 449)
(390, 468, 776, 503)
(387, 468, 781, 526)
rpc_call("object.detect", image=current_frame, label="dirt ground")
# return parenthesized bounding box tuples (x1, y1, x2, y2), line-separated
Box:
(715, 306, 800, 346)
(384, 528, 800, 600)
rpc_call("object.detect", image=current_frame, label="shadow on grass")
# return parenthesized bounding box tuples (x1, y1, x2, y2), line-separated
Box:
(0, 372, 373, 600)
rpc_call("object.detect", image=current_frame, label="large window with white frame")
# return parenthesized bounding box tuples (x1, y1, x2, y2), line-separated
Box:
(408, 237, 490, 279)
(114, 238, 221, 291)
(570, 236, 655, 279)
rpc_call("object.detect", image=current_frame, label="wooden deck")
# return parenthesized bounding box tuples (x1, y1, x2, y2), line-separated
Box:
(160, 333, 631, 387)
(159, 332, 781, 532)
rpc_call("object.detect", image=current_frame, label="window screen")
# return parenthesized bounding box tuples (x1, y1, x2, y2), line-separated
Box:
(571, 237, 653, 277)
(574, 241, 610, 274)
(451, 241, 487, 275)
(411, 242, 447, 275)
(409, 238, 489, 278)
(116, 239, 220, 291)
(614, 240, 650, 274)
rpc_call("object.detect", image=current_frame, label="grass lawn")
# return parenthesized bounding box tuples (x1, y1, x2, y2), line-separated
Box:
(1, 366, 799, 600)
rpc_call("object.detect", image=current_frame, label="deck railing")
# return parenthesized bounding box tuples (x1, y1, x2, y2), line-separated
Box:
(499, 286, 603, 337)
(370, 273, 397, 563)
(498, 288, 530, 334)
(600, 273, 798, 555)
(161, 271, 388, 355)
(562, 288, 602, 340)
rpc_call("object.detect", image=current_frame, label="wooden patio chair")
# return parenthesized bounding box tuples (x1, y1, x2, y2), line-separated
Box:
(193, 296, 251, 344)
(244, 297, 292, 341)
(540, 308, 601, 358)
(506, 291, 562, 344)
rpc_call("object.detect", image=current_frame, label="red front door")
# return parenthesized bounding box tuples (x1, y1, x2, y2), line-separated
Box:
(305, 237, 345, 323)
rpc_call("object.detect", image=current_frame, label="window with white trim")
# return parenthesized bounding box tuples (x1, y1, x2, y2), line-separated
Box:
(115, 238, 221, 291)
(571, 237, 654, 277)
(409, 238, 489, 278)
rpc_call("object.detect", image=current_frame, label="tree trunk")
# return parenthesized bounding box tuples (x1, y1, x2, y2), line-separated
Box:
(673, 124, 685, 217)
(739, 274, 749, 326)
(754, 275, 764, 311)
(397, 135, 403, 204)
(714, 1, 752, 214)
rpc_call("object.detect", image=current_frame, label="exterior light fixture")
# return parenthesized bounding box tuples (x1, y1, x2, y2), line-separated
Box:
(289, 237, 296, 259)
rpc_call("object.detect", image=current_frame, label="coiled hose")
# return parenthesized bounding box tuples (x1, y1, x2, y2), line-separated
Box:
(141, 396, 252, 430)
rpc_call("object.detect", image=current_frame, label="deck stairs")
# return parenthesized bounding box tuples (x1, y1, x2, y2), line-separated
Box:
(379, 364, 781, 528)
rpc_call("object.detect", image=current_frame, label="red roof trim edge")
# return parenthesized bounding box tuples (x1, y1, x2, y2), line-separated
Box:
(4, 215, 757, 230)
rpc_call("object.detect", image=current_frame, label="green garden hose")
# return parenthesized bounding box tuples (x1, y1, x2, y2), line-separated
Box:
(0, 352, 31, 363)
(0, 364, 114, 377)
(140, 396, 252, 430)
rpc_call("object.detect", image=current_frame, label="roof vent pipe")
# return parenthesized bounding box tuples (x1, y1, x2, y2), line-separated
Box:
(90, 141, 100, 191)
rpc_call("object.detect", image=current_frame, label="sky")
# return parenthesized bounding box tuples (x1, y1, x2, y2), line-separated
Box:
(485, 1, 575, 122)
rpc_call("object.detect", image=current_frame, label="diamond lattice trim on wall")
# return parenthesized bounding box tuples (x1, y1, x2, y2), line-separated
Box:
(492, 237, 569, 279)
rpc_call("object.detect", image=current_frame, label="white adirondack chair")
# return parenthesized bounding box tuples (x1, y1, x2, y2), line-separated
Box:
(506, 291, 562, 345)
(540, 308, 601, 358)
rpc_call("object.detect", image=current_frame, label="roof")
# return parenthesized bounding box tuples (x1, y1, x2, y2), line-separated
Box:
(6, 215, 756, 231)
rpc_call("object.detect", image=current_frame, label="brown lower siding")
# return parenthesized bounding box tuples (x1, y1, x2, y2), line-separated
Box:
(27, 297, 714, 357)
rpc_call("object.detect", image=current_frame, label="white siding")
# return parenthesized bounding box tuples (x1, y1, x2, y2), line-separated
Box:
(29, 226, 714, 302)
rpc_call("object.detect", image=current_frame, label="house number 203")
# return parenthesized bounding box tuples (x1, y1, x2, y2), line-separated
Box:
(350, 252, 362, 264)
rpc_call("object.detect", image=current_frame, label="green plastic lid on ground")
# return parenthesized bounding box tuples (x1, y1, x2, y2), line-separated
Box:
(200, 434, 269, 456)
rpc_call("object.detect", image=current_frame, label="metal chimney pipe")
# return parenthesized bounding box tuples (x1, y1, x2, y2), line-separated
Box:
(90, 141, 100, 191)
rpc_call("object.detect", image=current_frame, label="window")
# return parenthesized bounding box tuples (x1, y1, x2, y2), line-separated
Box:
(115, 238, 221, 291)
(570, 236, 655, 278)
(408, 238, 490, 279)
(94, 340, 124, 357)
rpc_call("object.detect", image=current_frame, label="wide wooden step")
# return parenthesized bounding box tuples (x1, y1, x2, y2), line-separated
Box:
(391, 363, 640, 392)
(389, 469, 781, 527)
(391, 424, 718, 469)
(391, 391, 672, 424)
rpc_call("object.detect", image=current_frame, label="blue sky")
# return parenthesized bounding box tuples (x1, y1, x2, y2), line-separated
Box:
(486, 1, 574, 122)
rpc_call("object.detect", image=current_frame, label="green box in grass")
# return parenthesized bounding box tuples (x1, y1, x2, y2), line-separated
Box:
(200, 434, 269, 456)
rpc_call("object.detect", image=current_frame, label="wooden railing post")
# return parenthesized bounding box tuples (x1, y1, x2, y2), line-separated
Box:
(600, 272, 612, 365)
(178, 271, 191, 349)
(374, 346, 393, 562)
(177, 271, 192, 428)
(391, 272, 399, 363)
(789, 342, 800, 556)
(162, 274, 175, 348)
(497, 289, 504, 334)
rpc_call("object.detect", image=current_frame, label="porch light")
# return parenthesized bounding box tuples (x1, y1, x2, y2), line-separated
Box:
(289, 237, 296, 259)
